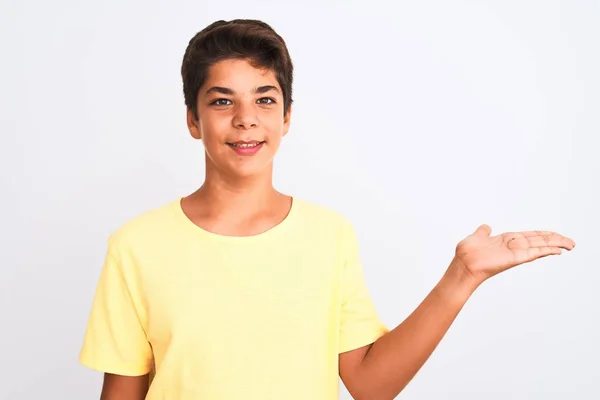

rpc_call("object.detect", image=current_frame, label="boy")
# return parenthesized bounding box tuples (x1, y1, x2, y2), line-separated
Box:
(79, 19, 575, 399)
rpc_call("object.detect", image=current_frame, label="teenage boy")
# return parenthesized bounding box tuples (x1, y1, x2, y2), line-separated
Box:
(80, 19, 575, 400)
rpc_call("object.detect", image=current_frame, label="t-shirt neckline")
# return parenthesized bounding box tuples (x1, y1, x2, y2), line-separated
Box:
(172, 196, 300, 243)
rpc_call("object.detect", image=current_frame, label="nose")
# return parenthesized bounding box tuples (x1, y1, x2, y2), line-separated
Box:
(232, 103, 259, 130)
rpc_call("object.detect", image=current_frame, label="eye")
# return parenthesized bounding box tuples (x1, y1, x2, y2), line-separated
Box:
(211, 99, 232, 106)
(257, 97, 276, 105)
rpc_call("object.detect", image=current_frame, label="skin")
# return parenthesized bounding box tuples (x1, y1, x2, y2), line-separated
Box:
(100, 58, 576, 399)
(339, 226, 574, 399)
(100, 373, 149, 400)
(182, 58, 293, 237)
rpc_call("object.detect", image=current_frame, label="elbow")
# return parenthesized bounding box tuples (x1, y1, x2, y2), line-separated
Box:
(348, 380, 409, 400)
(348, 386, 398, 400)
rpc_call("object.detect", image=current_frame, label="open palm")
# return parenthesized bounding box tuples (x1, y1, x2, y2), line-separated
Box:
(455, 224, 576, 281)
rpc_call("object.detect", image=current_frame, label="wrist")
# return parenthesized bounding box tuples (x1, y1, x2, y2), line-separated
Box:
(436, 258, 482, 305)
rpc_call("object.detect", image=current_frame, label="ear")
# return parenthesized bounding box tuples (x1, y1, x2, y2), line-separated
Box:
(282, 104, 292, 137)
(186, 108, 202, 140)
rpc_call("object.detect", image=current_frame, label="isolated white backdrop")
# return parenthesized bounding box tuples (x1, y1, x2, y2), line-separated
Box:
(1, 0, 599, 399)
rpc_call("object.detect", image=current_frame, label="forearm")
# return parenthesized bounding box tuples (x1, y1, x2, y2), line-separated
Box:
(355, 259, 480, 400)
(100, 373, 149, 400)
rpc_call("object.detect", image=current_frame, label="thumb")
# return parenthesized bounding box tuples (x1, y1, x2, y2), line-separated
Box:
(474, 224, 492, 237)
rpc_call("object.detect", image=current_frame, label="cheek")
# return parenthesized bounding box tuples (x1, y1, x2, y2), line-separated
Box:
(263, 114, 286, 137)
(199, 117, 227, 143)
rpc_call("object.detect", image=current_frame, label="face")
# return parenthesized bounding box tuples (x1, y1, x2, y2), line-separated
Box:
(187, 58, 291, 179)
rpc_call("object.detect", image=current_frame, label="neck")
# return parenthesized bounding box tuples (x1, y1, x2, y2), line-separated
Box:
(191, 162, 282, 216)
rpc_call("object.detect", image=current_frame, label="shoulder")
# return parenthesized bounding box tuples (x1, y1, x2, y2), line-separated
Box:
(107, 198, 181, 255)
(293, 198, 362, 261)
(293, 197, 356, 234)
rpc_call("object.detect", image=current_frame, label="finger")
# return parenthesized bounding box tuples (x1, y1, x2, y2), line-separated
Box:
(520, 246, 563, 263)
(520, 230, 556, 237)
(529, 246, 563, 258)
(474, 224, 492, 237)
(525, 235, 575, 250)
(516, 231, 576, 249)
(521, 230, 576, 245)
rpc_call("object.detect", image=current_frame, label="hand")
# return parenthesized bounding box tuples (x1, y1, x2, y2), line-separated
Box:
(453, 224, 576, 285)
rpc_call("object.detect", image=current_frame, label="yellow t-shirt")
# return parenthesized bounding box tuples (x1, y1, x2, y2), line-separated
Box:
(79, 197, 388, 399)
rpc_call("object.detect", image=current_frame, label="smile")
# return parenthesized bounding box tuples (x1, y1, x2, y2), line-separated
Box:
(227, 141, 264, 148)
(226, 140, 265, 156)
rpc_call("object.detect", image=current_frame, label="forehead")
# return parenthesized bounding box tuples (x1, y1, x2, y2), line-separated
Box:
(204, 59, 280, 92)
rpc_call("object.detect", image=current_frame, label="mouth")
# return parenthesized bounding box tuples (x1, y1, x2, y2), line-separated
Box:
(226, 140, 266, 155)
(226, 140, 265, 148)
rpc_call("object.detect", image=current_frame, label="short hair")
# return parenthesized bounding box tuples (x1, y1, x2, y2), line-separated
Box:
(181, 19, 294, 119)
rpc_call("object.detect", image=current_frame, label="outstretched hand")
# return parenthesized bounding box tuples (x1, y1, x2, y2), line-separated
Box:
(453, 224, 576, 284)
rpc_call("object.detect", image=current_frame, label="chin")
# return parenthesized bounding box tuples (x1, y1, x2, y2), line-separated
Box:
(205, 150, 273, 179)
(224, 161, 273, 179)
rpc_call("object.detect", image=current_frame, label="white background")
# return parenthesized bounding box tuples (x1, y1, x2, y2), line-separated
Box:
(1, 0, 599, 398)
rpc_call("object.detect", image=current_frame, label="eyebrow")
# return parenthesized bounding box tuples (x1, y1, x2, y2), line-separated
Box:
(204, 85, 280, 96)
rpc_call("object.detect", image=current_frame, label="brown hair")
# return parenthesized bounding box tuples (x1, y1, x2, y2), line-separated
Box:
(181, 19, 294, 119)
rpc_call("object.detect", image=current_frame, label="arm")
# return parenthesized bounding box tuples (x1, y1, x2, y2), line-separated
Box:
(340, 225, 575, 400)
(340, 259, 477, 400)
(100, 373, 150, 400)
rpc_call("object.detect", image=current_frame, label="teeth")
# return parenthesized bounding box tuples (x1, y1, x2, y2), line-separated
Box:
(231, 142, 260, 148)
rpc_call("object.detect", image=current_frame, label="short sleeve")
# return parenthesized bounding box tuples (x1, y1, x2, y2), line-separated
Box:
(79, 239, 153, 376)
(338, 221, 389, 354)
